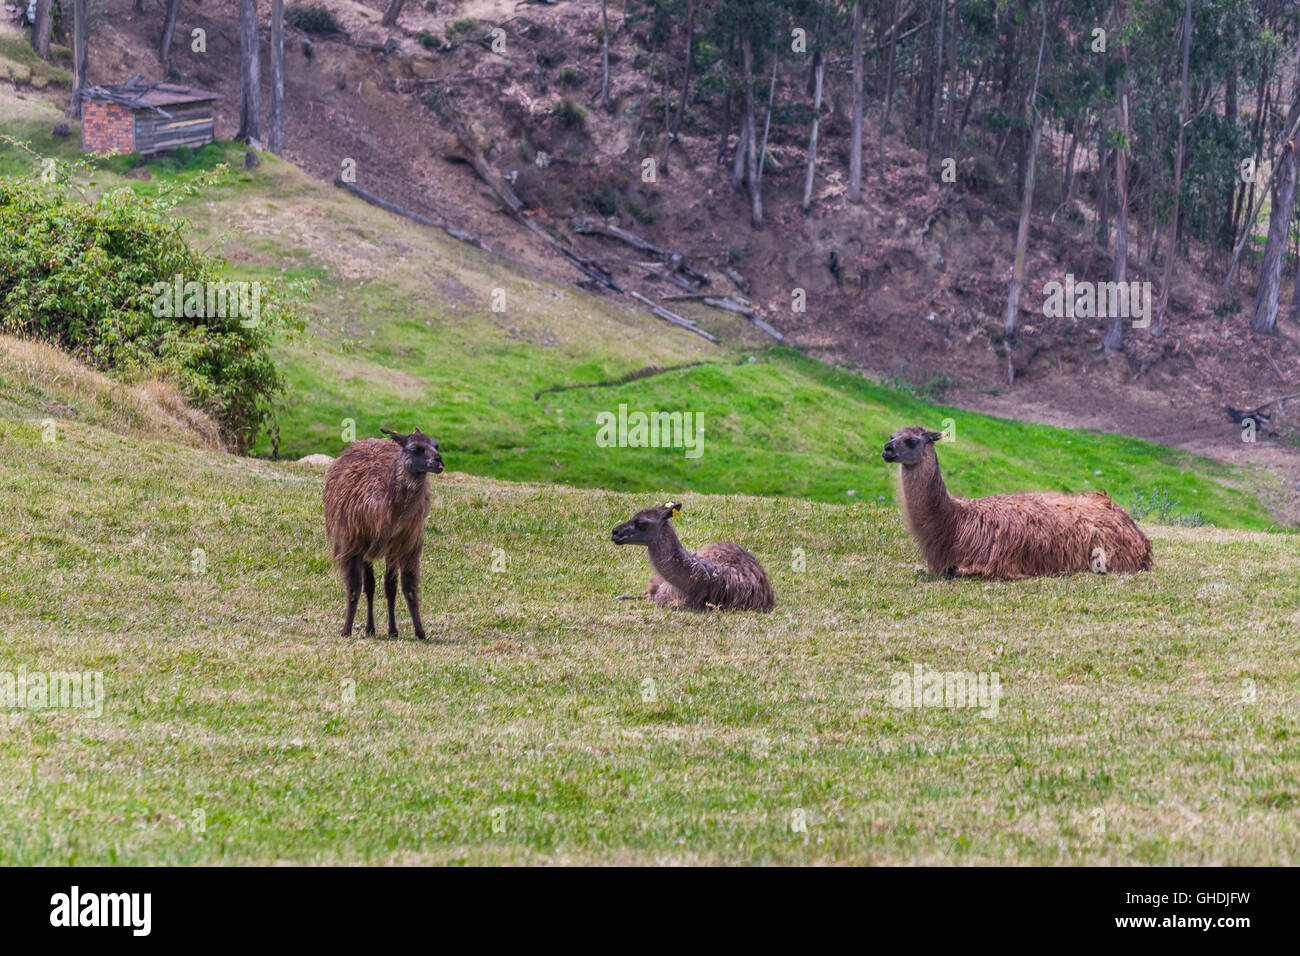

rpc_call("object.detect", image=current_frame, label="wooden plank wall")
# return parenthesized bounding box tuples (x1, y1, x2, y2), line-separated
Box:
(132, 104, 216, 155)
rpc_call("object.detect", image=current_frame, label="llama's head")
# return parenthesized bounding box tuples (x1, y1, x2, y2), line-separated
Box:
(381, 427, 444, 475)
(611, 501, 682, 546)
(881, 426, 944, 466)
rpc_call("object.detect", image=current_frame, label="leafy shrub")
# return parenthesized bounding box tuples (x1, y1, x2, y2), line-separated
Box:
(588, 185, 617, 217)
(559, 67, 583, 87)
(0, 174, 305, 451)
(416, 31, 437, 49)
(552, 98, 586, 130)
(286, 3, 343, 35)
(627, 201, 656, 225)
(446, 18, 480, 39)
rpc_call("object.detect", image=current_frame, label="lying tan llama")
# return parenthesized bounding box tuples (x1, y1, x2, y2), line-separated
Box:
(611, 502, 775, 611)
(881, 426, 1152, 579)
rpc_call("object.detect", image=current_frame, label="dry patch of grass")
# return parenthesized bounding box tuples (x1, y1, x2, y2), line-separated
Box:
(0, 335, 226, 451)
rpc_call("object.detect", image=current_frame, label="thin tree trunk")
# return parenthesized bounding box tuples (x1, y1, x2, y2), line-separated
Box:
(756, 54, 778, 190)
(160, 0, 181, 65)
(925, 0, 946, 171)
(1153, 0, 1191, 337)
(848, 0, 864, 203)
(32, 0, 53, 60)
(237, 0, 262, 146)
(269, 0, 284, 155)
(66, 0, 88, 118)
(670, 0, 695, 138)
(1003, 12, 1047, 347)
(1105, 1, 1132, 353)
(802, 48, 825, 215)
(381, 0, 405, 28)
(600, 0, 612, 111)
(880, 0, 898, 139)
(741, 28, 762, 227)
(1220, 62, 1239, 251)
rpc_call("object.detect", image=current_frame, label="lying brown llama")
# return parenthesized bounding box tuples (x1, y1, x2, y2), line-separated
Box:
(611, 502, 775, 611)
(323, 427, 443, 639)
(881, 426, 1152, 579)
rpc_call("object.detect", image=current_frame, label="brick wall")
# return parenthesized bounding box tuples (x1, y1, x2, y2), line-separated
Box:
(81, 102, 135, 155)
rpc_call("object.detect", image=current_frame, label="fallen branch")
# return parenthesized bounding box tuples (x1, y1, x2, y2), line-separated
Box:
(334, 179, 484, 249)
(628, 291, 718, 342)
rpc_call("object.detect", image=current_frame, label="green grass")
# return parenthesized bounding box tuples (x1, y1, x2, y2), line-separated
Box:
(1, 416, 1297, 864)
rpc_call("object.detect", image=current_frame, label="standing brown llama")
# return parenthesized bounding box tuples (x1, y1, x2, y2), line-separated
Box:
(323, 427, 443, 639)
(881, 426, 1152, 579)
(610, 502, 775, 611)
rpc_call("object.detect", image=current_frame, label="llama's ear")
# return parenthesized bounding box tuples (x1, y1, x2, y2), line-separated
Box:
(380, 427, 408, 444)
(923, 430, 944, 443)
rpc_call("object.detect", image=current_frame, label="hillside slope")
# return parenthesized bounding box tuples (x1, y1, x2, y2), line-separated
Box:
(0, 414, 1298, 864)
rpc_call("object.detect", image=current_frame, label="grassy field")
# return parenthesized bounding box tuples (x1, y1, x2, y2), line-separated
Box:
(3, 84, 1298, 865)
(0, 414, 1298, 865)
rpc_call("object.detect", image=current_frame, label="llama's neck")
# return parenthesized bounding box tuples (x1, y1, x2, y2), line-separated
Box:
(647, 522, 712, 592)
(389, 458, 427, 512)
(899, 451, 960, 541)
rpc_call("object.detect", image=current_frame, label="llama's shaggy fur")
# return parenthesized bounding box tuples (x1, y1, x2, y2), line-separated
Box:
(882, 426, 1152, 579)
(611, 502, 775, 611)
(323, 427, 443, 639)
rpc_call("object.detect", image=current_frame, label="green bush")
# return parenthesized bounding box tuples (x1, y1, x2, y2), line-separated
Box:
(552, 98, 586, 130)
(286, 3, 343, 35)
(0, 176, 305, 451)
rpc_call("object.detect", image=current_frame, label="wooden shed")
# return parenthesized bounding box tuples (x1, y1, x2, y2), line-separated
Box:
(81, 80, 220, 157)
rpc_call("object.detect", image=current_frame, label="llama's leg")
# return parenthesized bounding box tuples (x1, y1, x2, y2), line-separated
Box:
(401, 562, 427, 641)
(341, 556, 364, 637)
(617, 575, 659, 601)
(384, 565, 399, 637)
(363, 562, 376, 636)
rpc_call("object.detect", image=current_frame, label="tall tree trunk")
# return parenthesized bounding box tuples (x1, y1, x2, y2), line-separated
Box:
(740, 28, 762, 227)
(880, 0, 898, 140)
(1220, 62, 1239, 251)
(669, 0, 695, 139)
(66, 0, 88, 118)
(237, 0, 262, 146)
(1251, 142, 1298, 333)
(160, 0, 181, 66)
(925, 0, 946, 171)
(1153, 0, 1191, 337)
(848, 0, 864, 203)
(1251, 68, 1300, 335)
(269, 0, 284, 155)
(32, 0, 53, 60)
(756, 54, 778, 190)
(732, 109, 749, 188)
(600, 0, 612, 112)
(802, 48, 825, 215)
(380, 0, 405, 28)
(1104, 1, 1132, 354)
(1003, 12, 1047, 347)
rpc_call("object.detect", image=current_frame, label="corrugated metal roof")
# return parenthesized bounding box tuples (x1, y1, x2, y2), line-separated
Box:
(82, 80, 220, 111)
